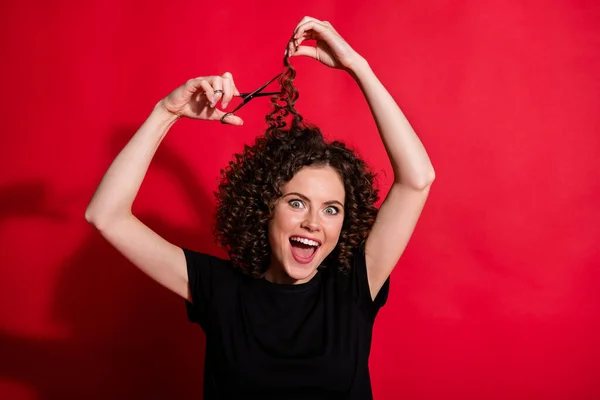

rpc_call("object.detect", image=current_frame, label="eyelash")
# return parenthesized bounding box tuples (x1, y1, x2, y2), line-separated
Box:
(288, 199, 340, 215)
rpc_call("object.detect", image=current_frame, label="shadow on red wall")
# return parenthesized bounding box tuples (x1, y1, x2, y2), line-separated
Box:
(0, 127, 218, 398)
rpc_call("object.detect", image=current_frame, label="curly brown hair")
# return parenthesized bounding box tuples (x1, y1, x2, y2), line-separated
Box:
(213, 57, 379, 278)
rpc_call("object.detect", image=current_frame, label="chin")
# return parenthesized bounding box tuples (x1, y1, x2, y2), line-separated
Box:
(284, 255, 323, 281)
(284, 256, 322, 281)
(287, 266, 317, 280)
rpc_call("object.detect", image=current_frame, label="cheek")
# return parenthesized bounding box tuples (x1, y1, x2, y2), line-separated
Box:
(324, 218, 344, 244)
(268, 210, 302, 245)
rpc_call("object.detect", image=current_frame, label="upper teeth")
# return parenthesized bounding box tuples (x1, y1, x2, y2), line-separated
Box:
(290, 237, 320, 247)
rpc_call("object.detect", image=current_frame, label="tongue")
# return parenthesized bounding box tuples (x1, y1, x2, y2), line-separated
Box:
(290, 242, 316, 259)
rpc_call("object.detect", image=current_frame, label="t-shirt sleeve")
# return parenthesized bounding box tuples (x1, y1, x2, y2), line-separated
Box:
(182, 247, 232, 330)
(352, 241, 390, 322)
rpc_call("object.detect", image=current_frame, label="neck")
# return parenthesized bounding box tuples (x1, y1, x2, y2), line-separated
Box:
(263, 265, 318, 285)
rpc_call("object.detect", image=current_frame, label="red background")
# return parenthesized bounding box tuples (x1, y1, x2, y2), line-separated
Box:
(1, 0, 599, 399)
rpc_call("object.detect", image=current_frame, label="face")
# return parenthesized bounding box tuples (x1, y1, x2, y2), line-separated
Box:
(266, 165, 346, 284)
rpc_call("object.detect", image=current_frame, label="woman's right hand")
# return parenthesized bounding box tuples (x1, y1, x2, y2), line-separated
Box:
(159, 72, 244, 126)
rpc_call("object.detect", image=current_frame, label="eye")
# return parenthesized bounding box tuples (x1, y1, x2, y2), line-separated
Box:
(289, 199, 305, 209)
(324, 206, 339, 215)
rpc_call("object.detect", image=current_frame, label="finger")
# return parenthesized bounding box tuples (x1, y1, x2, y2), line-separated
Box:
(291, 17, 315, 47)
(232, 81, 241, 97)
(290, 16, 317, 48)
(223, 72, 240, 97)
(218, 111, 244, 126)
(296, 29, 319, 41)
(292, 31, 317, 51)
(211, 76, 223, 108)
(203, 106, 244, 125)
(294, 16, 319, 33)
(221, 76, 234, 110)
(288, 17, 323, 57)
(289, 28, 321, 57)
(294, 20, 330, 41)
(287, 39, 295, 56)
(194, 79, 215, 104)
(288, 31, 313, 56)
(186, 77, 209, 95)
(292, 45, 318, 60)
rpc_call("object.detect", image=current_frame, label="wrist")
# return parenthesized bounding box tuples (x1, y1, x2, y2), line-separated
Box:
(152, 100, 181, 125)
(347, 56, 372, 81)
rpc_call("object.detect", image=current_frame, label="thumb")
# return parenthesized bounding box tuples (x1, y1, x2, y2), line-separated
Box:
(291, 45, 317, 59)
(219, 112, 244, 126)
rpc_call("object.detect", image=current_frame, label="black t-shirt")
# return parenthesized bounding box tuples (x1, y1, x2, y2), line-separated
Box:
(184, 243, 390, 399)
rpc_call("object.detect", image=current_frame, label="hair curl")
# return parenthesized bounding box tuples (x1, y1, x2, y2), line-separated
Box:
(213, 56, 379, 278)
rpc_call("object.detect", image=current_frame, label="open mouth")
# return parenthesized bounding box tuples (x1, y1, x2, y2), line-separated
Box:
(289, 236, 321, 263)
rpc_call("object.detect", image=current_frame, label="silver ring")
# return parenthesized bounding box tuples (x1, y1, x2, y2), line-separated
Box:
(213, 89, 224, 95)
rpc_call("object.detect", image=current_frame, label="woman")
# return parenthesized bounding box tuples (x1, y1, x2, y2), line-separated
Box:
(86, 16, 435, 399)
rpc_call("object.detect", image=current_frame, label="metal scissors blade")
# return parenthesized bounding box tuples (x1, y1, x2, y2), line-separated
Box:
(220, 72, 283, 124)
(238, 91, 280, 98)
(239, 73, 282, 103)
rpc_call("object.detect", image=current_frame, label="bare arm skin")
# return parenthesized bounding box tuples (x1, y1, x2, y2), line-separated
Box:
(85, 74, 242, 301)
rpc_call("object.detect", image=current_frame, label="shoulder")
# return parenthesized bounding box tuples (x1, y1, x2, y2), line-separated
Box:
(182, 248, 242, 293)
(182, 247, 232, 271)
(328, 242, 390, 321)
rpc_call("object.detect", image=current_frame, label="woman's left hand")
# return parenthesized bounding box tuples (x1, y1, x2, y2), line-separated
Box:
(287, 17, 365, 72)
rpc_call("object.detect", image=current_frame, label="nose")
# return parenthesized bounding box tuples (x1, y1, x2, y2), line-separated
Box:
(301, 210, 321, 232)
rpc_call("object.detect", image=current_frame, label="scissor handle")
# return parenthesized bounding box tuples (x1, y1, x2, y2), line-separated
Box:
(220, 112, 235, 124)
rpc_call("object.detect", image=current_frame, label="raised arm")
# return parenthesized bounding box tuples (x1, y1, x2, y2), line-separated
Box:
(289, 17, 436, 300)
(85, 73, 243, 301)
(352, 62, 435, 300)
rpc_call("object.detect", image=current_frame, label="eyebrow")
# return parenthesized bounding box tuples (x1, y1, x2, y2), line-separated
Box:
(282, 192, 345, 209)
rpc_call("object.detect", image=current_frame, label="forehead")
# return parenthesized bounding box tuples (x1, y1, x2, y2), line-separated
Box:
(282, 165, 345, 201)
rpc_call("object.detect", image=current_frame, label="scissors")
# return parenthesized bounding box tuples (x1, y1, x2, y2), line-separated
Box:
(220, 73, 282, 124)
